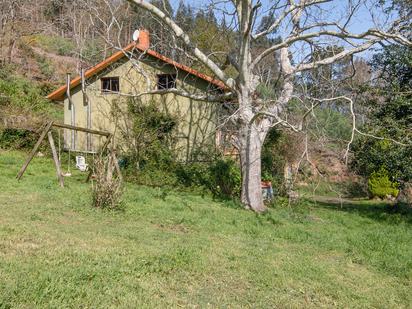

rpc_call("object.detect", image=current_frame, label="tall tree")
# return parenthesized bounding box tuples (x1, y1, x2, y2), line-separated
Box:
(123, 0, 412, 212)
(351, 45, 412, 186)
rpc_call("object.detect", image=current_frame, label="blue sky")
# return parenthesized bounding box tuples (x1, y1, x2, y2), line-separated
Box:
(165, 0, 395, 59)
(168, 0, 381, 32)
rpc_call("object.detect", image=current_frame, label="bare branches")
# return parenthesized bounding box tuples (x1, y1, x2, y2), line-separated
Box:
(111, 87, 235, 102)
(125, 0, 235, 89)
(251, 26, 411, 69)
(291, 94, 410, 164)
(253, 0, 332, 40)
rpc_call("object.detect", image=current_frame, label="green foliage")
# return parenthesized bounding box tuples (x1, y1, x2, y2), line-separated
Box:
(208, 158, 241, 198)
(81, 39, 107, 63)
(0, 65, 50, 111)
(175, 157, 241, 199)
(0, 128, 37, 150)
(256, 83, 277, 100)
(121, 99, 241, 198)
(352, 138, 412, 184)
(368, 168, 399, 199)
(261, 128, 303, 194)
(31, 34, 75, 56)
(371, 44, 412, 89)
(0, 66, 60, 150)
(35, 55, 54, 79)
(261, 128, 285, 188)
(312, 107, 352, 142)
(352, 45, 411, 186)
(175, 162, 209, 188)
(123, 98, 177, 176)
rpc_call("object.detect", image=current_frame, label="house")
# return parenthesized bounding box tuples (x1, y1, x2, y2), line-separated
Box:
(47, 30, 230, 161)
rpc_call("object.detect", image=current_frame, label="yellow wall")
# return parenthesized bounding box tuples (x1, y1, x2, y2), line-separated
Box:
(64, 55, 221, 161)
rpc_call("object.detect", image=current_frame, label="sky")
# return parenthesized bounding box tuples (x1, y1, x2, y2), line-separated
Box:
(164, 0, 398, 60)
(168, 0, 380, 31)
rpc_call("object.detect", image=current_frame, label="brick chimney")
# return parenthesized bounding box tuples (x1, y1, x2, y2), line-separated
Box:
(137, 29, 150, 50)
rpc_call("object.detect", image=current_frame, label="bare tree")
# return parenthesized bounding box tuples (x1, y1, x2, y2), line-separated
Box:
(118, 0, 412, 212)
(0, 0, 49, 63)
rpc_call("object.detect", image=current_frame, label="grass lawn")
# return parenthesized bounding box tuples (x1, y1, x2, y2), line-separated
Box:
(0, 150, 411, 308)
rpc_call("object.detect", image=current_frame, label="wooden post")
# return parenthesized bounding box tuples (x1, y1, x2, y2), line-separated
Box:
(67, 73, 76, 150)
(17, 121, 114, 185)
(48, 131, 64, 188)
(81, 68, 92, 152)
(16, 121, 53, 180)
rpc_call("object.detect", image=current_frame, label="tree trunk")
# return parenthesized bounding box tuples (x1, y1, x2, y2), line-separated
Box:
(284, 160, 293, 193)
(7, 38, 15, 64)
(239, 123, 267, 212)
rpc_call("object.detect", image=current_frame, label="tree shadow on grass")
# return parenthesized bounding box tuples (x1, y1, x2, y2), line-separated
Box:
(309, 197, 412, 225)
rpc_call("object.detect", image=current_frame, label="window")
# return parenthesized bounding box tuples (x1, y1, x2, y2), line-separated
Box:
(157, 74, 176, 90)
(101, 77, 120, 93)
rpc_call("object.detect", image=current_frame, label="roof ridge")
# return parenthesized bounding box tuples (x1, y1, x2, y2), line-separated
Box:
(47, 42, 226, 101)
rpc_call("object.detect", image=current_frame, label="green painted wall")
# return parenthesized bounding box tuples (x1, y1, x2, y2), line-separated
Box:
(63, 54, 222, 161)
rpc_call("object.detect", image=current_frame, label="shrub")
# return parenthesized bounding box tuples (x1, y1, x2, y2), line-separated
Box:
(36, 55, 54, 79)
(91, 155, 123, 210)
(118, 98, 241, 199)
(123, 98, 177, 166)
(30, 34, 75, 56)
(261, 128, 303, 194)
(175, 162, 209, 188)
(176, 158, 241, 199)
(208, 158, 241, 198)
(368, 168, 399, 199)
(0, 128, 37, 150)
(82, 39, 107, 63)
(0, 65, 49, 111)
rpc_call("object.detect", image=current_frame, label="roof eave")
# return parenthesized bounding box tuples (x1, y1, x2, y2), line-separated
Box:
(47, 43, 228, 101)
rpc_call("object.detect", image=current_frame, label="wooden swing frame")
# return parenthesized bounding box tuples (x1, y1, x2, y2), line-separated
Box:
(16, 121, 122, 187)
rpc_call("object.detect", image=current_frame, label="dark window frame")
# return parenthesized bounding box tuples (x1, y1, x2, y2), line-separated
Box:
(157, 74, 177, 90)
(101, 77, 120, 94)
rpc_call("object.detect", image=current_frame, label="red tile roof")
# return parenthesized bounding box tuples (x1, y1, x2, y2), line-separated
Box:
(47, 42, 226, 101)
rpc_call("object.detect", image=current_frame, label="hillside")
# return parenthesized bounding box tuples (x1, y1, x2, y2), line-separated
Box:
(1, 150, 411, 308)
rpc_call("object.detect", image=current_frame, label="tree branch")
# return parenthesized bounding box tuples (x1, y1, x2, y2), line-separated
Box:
(126, 0, 235, 89)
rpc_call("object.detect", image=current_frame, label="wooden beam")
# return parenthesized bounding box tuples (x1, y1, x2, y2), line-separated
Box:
(48, 131, 64, 188)
(52, 123, 111, 137)
(16, 121, 54, 180)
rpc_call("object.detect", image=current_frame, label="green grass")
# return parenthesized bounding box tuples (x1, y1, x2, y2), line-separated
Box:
(0, 150, 411, 308)
(29, 34, 76, 56)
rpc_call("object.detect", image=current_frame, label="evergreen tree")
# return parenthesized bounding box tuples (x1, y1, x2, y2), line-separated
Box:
(351, 45, 412, 186)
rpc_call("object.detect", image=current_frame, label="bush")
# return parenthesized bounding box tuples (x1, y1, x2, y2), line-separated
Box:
(119, 98, 241, 199)
(0, 128, 38, 150)
(0, 65, 50, 111)
(261, 128, 303, 194)
(91, 155, 123, 210)
(176, 157, 241, 199)
(82, 39, 107, 63)
(36, 55, 54, 79)
(368, 168, 399, 199)
(30, 34, 75, 56)
(208, 158, 241, 198)
(175, 162, 209, 188)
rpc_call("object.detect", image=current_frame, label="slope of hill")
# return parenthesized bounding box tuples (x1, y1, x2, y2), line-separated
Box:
(0, 150, 411, 308)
